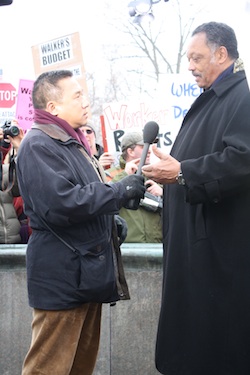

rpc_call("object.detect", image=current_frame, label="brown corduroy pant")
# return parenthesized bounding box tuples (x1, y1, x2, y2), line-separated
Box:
(22, 303, 102, 375)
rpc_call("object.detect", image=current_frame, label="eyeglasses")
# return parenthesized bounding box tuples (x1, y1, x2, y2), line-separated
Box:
(82, 129, 93, 135)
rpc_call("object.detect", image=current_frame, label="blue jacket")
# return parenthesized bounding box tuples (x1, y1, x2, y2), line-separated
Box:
(16, 123, 130, 310)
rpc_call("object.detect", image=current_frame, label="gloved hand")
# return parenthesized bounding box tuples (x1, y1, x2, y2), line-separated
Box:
(114, 215, 128, 245)
(117, 174, 146, 210)
(117, 174, 146, 200)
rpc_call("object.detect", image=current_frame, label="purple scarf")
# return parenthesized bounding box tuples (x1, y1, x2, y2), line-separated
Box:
(34, 109, 91, 156)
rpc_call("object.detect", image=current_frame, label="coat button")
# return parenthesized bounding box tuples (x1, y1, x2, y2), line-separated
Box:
(99, 255, 105, 261)
(96, 245, 102, 252)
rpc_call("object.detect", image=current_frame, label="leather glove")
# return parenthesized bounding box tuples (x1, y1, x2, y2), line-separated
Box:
(114, 215, 128, 245)
(117, 174, 146, 210)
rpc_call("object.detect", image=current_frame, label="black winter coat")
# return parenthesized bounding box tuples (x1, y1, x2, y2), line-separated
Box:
(156, 71, 250, 374)
(16, 124, 130, 310)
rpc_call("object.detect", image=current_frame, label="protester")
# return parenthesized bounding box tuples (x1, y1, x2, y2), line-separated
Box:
(107, 131, 163, 243)
(2, 124, 31, 244)
(81, 120, 114, 169)
(142, 22, 250, 375)
(16, 70, 145, 375)
(0, 124, 25, 244)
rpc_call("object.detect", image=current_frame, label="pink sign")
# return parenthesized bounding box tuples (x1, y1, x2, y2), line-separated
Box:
(15, 79, 34, 131)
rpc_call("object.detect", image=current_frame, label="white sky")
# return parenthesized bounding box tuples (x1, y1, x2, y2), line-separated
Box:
(0, 0, 250, 86)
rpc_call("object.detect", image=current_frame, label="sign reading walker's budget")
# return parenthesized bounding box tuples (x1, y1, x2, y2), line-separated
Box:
(102, 74, 202, 160)
(31, 32, 88, 98)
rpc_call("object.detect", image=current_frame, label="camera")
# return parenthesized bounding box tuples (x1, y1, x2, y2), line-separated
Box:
(140, 191, 163, 213)
(1, 120, 20, 139)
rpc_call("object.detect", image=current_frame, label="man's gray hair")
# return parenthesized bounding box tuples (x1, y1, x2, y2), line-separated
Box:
(192, 22, 239, 60)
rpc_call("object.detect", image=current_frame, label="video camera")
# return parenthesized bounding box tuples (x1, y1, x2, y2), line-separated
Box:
(140, 191, 163, 213)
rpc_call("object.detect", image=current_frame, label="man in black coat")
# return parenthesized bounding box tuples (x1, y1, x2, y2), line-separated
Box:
(16, 70, 145, 375)
(142, 22, 250, 375)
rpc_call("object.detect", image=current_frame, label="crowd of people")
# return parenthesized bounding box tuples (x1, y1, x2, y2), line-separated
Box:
(2, 19, 250, 375)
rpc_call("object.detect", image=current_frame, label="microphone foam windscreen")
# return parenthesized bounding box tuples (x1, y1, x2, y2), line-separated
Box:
(143, 121, 159, 144)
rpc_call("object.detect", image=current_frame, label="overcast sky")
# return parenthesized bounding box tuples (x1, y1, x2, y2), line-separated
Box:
(0, 0, 250, 85)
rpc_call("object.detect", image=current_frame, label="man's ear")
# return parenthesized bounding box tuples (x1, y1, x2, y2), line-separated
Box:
(47, 101, 59, 115)
(127, 147, 134, 159)
(218, 46, 228, 64)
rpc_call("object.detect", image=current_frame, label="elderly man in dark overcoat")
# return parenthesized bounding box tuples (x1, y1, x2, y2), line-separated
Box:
(142, 22, 250, 375)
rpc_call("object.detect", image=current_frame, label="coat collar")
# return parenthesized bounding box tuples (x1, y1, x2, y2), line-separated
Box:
(32, 122, 109, 183)
(212, 70, 247, 97)
(32, 122, 73, 143)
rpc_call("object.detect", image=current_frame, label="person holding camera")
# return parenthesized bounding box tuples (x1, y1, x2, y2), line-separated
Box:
(0, 122, 24, 243)
(16, 70, 146, 375)
(106, 131, 163, 243)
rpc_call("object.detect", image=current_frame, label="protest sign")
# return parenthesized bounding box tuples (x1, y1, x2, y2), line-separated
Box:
(15, 79, 34, 131)
(102, 74, 202, 162)
(31, 32, 88, 98)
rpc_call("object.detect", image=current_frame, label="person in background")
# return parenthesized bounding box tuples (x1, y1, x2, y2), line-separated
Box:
(107, 131, 163, 243)
(0, 123, 24, 243)
(2, 123, 32, 244)
(81, 120, 115, 169)
(16, 70, 146, 375)
(142, 22, 250, 375)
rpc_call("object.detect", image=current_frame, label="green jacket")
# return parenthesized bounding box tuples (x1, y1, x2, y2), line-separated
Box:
(108, 164, 162, 243)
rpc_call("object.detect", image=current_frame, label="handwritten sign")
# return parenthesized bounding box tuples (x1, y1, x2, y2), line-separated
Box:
(102, 74, 202, 159)
(15, 79, 34, 131)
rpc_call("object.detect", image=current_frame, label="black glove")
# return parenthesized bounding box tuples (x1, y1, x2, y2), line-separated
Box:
(117, 174, 146, 210)
(114, 215, 128, 245)
(117, 174, 146, 200)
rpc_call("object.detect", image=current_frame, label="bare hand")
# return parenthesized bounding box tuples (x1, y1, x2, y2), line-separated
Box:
(142, 145, 180, 184)
(99, 152, 115, 168)
(145, 179, 163, 196)
(125, 158, 140, 175)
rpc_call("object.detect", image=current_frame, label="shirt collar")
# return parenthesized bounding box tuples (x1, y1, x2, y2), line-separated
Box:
(205, 63, 234, 91)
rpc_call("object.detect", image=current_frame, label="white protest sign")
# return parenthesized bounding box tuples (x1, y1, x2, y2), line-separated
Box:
(102, 74, 202, 161)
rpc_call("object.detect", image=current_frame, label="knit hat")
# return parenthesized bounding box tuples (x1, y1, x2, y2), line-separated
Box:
(121, 131, 144, 151)
(82, 119, 96, 135)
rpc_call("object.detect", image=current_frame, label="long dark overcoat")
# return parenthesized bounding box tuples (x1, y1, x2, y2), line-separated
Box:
(156, 70, 250, 375)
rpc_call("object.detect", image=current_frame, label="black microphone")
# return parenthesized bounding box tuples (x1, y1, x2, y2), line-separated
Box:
(125, 121, 159, 210)
(136, 121, 159, 175)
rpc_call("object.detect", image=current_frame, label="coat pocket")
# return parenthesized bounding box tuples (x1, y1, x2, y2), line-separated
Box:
(75, 240, 119, 303)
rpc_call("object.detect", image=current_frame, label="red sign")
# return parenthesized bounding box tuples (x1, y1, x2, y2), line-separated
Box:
(0, 83, 16, 108)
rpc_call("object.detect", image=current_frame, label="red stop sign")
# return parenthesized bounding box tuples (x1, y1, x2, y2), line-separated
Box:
(0, 83, 16, 108)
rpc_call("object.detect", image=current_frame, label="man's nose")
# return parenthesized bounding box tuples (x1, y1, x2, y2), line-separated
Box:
(82, 96, 89, 108)
(188, 60, 195, 71)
